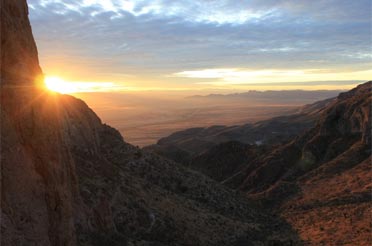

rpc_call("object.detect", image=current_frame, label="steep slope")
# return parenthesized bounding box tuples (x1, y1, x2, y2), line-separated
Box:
(277, 82, 371, 246)
(1, 1, 300, 245)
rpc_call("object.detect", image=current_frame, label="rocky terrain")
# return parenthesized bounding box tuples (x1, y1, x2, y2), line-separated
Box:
(276, 82, 371, 245)
(1, 1, 300, 245)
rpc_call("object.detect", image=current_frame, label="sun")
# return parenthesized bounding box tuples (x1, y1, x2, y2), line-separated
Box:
(44, 76, 78, 94)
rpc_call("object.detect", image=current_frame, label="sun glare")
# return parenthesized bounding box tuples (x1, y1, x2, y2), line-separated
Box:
(44, 76, 125, 94)
(45, 77, 78, 94)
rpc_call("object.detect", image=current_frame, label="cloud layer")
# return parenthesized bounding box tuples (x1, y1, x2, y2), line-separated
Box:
(28, 0, 371, 89)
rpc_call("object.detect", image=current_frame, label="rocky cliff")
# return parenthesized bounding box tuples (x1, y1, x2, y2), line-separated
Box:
(1, 1, 300, 245)
(1, 0, 42, 85)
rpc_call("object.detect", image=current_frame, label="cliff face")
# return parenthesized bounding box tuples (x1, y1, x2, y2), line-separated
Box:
(1, 1, 300, 245)
(1, 0, 42, 86)
(1, 0, 77, 244)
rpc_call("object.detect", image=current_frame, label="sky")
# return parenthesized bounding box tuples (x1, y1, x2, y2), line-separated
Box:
(28, 0, 372, 92)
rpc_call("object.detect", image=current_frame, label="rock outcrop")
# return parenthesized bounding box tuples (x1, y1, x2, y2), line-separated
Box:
(1, 1, 300, 245)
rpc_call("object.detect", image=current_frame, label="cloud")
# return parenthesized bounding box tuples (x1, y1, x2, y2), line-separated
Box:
(30, 0, 275, 24)
(29, 0, 371, 24)
(174, 68, 372, 84)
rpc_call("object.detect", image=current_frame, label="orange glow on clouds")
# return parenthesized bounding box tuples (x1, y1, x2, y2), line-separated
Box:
(173, 68, 372, 85)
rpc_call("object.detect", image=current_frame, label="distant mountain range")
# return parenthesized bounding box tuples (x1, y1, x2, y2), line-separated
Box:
(188, 90, 342, 104)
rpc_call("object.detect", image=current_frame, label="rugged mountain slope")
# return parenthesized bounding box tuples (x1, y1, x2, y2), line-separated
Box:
(234, 81, 371, 194)
(1, 1, 300, 245)
(271, 82, 371, 246)
(187, 82, 370, 194)
(145, 97, 334, 166)
(184, 82, 372, 245)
